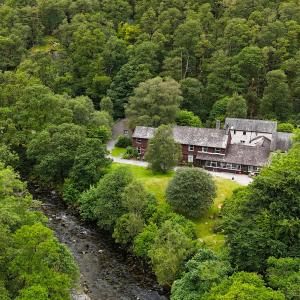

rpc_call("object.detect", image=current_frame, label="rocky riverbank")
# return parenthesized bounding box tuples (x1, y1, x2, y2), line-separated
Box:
(29, 185, 168, 300)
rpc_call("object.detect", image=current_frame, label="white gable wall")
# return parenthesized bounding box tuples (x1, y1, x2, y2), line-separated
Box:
(230, 130, 273, 146)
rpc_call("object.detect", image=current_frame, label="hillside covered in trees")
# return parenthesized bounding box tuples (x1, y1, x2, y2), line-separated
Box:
(0, 0, 300, 299)
(0, 0, 300, 127)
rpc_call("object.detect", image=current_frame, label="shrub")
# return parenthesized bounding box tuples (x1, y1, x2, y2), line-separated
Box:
(116, 135, 132, 148)
(113, 213, 144, 245)
(62, 180, 81, 204)
(133, 223, 159, 259)
(277, 122, 294, 133)
(122, 146, 139, 159)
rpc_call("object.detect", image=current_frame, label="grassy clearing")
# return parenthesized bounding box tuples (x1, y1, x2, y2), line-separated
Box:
(111, 147, 126, 158)
(110, 163, 240, 251)
(111, 163, 173, 202)
(194, 178, 240, 251)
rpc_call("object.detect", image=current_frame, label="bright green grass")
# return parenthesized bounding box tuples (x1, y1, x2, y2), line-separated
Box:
(111, 163, 240, 251)
(111, 163, 173, 202)
(111, 147, 126, 158)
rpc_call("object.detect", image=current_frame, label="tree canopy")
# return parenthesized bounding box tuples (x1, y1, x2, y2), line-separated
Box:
(126, 76, 182, 128)
(0, 0, 300, 298)
(145, 125, 182, 173)
(221, 144, 300, 272)
(166, 168, 216, 219)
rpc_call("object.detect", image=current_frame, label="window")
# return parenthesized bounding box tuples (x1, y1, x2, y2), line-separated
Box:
(137, 138, 142, 144)
(188, 155, 194, 163)
(234, 130, 236, 134)
(240, 140, 245, 144)
(137, 147, 141, 155)
(206, 161, 218, 168)
(188, 145, 194, 151)
(202, 147, 208, 152)
(248, 165, 259, 172)
(214, 148, 221, 154)
(124, 130, 128, 135)
(243, 131, 247, 135)
(211, 161, 218, 167)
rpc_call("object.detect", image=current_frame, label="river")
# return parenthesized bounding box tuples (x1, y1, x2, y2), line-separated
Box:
(30, 186, 168, 300)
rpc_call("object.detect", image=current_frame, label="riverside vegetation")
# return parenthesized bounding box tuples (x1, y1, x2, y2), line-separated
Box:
(0, 0, 300, 299)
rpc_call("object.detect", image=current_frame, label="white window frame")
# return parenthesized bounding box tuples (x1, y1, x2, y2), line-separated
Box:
(188, 155, 194, 163)
(202, 146, 208, 153)
(188, 145, 194, 151)
(137, 147, 142, 155)
(220, 162, 226, 168)
(214, 148, 221, 154)
(211, 161, 218, 167)
(206, 161, 218, 168)
(137, 138, 142, 144)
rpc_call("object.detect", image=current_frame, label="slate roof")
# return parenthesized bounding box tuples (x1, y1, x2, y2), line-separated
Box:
(225, 118, 277, 133)
(196, 144, 270, 167)
(132, 126, 155, 139)
(132, 126, 229, 148)
(275, 132, 293, 152)
(173, 126, 228, 148)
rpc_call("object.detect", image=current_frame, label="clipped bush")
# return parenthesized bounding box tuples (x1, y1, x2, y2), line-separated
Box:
(123, 146, 139, 159)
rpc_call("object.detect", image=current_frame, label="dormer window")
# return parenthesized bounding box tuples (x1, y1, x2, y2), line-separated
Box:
(214, 148, 221, 154)
(189, 145, 194, 151)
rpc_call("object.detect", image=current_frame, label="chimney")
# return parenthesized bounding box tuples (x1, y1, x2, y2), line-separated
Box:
(225, 124, 230, 135)
(216, 120, 221, 130)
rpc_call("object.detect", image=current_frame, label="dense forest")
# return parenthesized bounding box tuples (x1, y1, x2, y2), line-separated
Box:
(0, 0, 300, 126)
(0, 0, 300, 299)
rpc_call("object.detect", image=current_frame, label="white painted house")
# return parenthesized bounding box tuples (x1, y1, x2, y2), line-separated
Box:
(224, 118, 277, 147)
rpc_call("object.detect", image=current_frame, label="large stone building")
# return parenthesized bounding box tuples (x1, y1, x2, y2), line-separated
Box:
(132, 118, 293, 174)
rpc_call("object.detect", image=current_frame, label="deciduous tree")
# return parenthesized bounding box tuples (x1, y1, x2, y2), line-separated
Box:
(204, 272, 284, 300)
(145, 125, 182, 173)
(261, 70, 291, 120)
(226, 93, 248, 118)
(126, 77, 182, 128)
(166, 168, 216, 219)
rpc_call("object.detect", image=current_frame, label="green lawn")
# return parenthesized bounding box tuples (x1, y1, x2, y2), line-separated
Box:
(111, 163, 173, 202)
(110, 163, 240, 251)
(194, 178, 240, 251)
(111, 147, 126, 158)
